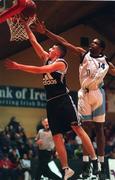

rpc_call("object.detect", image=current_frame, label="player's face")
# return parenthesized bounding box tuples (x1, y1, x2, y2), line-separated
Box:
(49, 45, 60, 59)
(89, 39, 102, 55)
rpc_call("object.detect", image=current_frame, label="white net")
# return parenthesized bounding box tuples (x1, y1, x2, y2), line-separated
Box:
(7, 14, 36, 41)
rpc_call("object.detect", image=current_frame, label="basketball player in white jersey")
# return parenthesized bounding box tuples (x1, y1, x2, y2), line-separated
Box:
(77, 39, 109, 179)
(33, 21, 115, 179)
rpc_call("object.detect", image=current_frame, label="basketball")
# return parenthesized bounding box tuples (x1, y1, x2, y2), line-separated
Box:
(21, 0, 37, 18)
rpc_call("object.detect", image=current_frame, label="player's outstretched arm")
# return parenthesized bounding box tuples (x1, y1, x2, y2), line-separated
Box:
(108, 62, 115, 76)
(35, 21, 86, 55)
(5, 59, 65, 74)
(5, 59, 42, 74)
(21, 19, 49, 62)
(46, 29, 86, 55)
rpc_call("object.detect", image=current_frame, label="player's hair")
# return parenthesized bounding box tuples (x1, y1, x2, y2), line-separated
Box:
(55, 43, 67, 58)
(98, 39, 106, 50)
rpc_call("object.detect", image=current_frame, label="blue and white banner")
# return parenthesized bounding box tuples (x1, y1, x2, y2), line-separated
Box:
(0, 86, 47, 108)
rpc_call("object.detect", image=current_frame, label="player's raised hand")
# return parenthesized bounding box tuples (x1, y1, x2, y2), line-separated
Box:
(31, 19, 46, 34)
(4, 59, 19, 70)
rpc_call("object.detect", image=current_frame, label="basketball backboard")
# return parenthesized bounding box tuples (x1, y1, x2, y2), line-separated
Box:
(0, 0, 27, 23)
(0, 0, 18, 13)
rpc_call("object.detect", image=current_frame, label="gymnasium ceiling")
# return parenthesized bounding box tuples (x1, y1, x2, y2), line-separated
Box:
(0, 0, 115, 61)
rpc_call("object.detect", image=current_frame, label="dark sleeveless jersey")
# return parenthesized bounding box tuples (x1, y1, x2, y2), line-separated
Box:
(43, 58, 69, 100)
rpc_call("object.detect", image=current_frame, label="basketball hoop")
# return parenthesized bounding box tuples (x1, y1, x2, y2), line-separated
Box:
(0, 0, 37, 41)
(7, 14, 36, 41)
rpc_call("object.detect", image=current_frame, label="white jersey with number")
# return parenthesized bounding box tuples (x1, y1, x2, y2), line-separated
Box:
(78, 51, 109, 122)
(79, 51, 109, 90)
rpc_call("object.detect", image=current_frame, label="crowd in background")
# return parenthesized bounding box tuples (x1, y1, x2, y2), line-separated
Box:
(0, 116, 39, 180)
(0, 116, 114, 180)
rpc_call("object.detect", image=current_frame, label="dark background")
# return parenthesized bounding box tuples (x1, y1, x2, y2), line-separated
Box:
(0, 0, 115, 61)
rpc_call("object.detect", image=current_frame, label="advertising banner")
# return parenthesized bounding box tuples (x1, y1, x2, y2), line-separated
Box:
(0, 85, 47, 108)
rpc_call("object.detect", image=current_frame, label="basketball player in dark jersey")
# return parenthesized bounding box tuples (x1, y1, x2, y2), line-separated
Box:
(5, 21, 98, 180)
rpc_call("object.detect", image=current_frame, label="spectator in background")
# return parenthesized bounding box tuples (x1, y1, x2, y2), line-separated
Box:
(74, 135, 83, 159)
(8, 146, 20, 164)
(64, 131, 78, 159)
(26, 138, 38, 158)
(20, 153, 31, 180)
(105, 138, 115, 158)
(0, 130, 10, 154)
(7, 116, 20, 133)
(35, 118, 62, 180)
(0, 153, 21, 180)
(109, 146, 115, 159)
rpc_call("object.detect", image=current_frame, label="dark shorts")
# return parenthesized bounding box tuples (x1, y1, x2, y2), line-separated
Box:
(47, 94, 81, 135)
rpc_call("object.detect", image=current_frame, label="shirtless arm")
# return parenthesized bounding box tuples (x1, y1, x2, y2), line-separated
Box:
(5, 59, 66, 74)
(35, 21, 86, 55)
(23, 20, 49, 62)
(108, 62, 115, 76)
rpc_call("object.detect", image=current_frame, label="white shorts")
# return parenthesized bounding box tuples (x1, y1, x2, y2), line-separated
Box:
(78, 87, 105, 123)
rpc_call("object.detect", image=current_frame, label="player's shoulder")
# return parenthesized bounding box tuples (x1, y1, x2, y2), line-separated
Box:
(56, 58, 66, 62)
(56, 58, 68, 66)
(101, 54, 109, 63)
(80, 50, 89, 63)
(38, 128, 44, 133)
(56, 58, 68, 73)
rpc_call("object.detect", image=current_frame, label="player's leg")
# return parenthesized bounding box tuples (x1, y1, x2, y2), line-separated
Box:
(53, 134, 68, 168)
(53, 134, 74, 180)
(92, 88, 106, 179)
(82, 121, 94, 178)
(47, 98, 75, 180)
(78, 89, 99, 177)
(78, 91, 91, 178)
(94, 122, 106, 179)
(71, 124, 98, 178)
